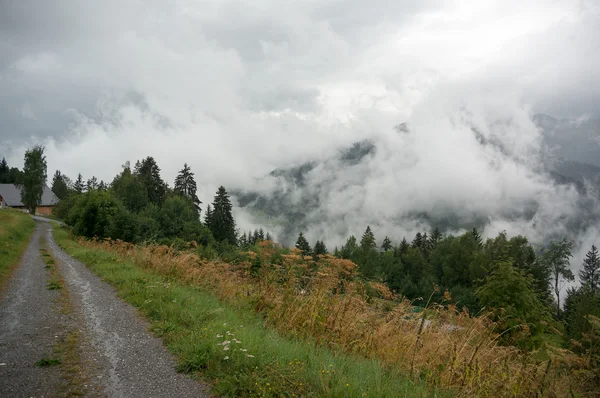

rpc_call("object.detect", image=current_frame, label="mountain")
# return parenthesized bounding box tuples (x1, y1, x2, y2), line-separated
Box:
(232, 115, 600, 246)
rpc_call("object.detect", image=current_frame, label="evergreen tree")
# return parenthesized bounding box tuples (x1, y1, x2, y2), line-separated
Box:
(381, 236, 392, 252)
(429, 227, 443, 248)
(0, 158, 9, 182)
(51, 170, 69, 200)
(541, 238, 575, 317)
(340, 235, 358, 259)
(412, 232, 424, 249)
(204, 205, 213, 226)
(295, 232, 311, 254)
(86, 176, 99, 191)
(98, 180, 107, 190)
(314, 240, 328, 256)
(398, 237, 410, 254)
(258, 228, 265, 240)
(239, 232, 248, 247)
(333, 246, 340, 257)
(471, 228, 483, 247)
(208, 186, 237, 245)
(111, 165, 148, 213)
(18, 145, 47, 214)
(360, 226, 376, 251)
(174, 163, 202, 215)
(581, 244, 600, 295)
(134, 156, 167, 205)
(265, 232, 273, 241)
(73, 173, 85, 193)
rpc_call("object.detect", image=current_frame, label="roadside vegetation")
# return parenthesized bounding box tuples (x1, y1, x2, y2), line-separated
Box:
(54, 226, 438, 397)
(55, 226, 599, 397)
(0, 209, 35, 289)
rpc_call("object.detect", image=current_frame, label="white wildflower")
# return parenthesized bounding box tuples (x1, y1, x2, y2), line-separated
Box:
(247, 354, 254, 358)
(224, 356, 229, 360)
(216, 334, 223, 338)
(223, 346, 230, 351)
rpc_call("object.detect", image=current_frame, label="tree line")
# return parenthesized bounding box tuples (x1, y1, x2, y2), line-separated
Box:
(293, 226, 599, 351)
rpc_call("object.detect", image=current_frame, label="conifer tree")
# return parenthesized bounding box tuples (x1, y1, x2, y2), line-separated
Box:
(239, 232, 248, 247)
(314, 240, 328, 256)
(295, 232, 311, 254)
(581, 244, 600, 295)
(208, 186, 237, 245)
(266, 232, 273, 241)
(471, 228, 483, 247)
(398, 237, 410, 254)
(73, 173, 85, 193)
(360, 226, 376, 251)
(429, 228, 443, 248)
(381, 236, 392, 252)
(86, 176, 98, 191)
(204, 205, 213, 226)
(51, 170, 69, 200)
(174, 163, 202, 215)
(134, 156, 167, 205)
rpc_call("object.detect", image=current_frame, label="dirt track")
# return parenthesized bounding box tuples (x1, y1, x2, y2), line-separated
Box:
(0, 220, 210, 397)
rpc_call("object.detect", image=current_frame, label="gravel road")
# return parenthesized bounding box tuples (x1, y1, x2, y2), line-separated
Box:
(0, 220, 210, 398)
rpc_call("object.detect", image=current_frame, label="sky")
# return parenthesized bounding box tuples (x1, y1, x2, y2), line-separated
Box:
(1, 0, 600, 268)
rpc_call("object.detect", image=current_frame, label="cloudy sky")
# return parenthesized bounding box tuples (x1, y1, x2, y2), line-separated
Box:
(1, 0, 599, 261)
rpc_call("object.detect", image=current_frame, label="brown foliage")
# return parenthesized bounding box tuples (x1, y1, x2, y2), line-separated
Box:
(81, 237, 599, 397)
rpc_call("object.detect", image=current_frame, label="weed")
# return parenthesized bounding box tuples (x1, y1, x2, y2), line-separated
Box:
(36, 358, 62, 367)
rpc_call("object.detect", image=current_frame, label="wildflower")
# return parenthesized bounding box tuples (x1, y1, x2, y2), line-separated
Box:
(216, 334, 223, 338)
(224, 356, 229, 360)
(247, 354, 255, 358)
(240, 349, 248, 352)
(346, 384, 349, 387)
(223, 346, 230, 351)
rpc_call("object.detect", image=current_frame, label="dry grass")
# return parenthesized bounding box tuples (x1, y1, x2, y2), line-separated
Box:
(79, 238, 598, 397)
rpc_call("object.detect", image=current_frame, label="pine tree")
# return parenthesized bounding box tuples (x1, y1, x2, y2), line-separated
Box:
(295, 232, 311, 254)
(429, 227, 443, 247)
(258, 228, 265, 240)
(98, 180, 107, 190)
(51, 170, 69, 200)
(204, 205, 213, 226)
(360, 226, 376, 251)
(412, 232, 424, 249)
(86, 176, 98, 191)
(174, 163, 202, 215)
(19, 145, 47, 214)
(209, 186, 237, 245)
(265, 232, 273, 241)
(398, 237, 410, 254)
(471, 228, 483, 247)
(314, 240, 328, 256)
(134, 156, 167, 205)
(239, 232, 248, 247)
(381, 236, 392, 252)
(73, 173, 85, 193)
(581, 245, 600, 295)
(0, 158, 9, 183)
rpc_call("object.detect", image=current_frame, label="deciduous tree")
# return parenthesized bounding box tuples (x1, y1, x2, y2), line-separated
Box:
(19, 145, 47, 214)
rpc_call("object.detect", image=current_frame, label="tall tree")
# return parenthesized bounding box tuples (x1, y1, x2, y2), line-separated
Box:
(73, 173, 85, 193)
(429, 228, 443, 248)
(19, 145, 47, 214)
(314, 240, 328, 256)
(204, 205, 213, 226)
(381, 236, 393, 252)
(86, 176, 99, 191)
(0, 158, 8, 182)
(51, 170, 69, 200)
(208, 186, 236, 245)
(541, 238, 575, 317)
(295, 232, 311, 254)
(174, 163, 202, 215)
(134, 156, 167, 205)
(581, 244, 600, 295)
(360, 226, 377, 251)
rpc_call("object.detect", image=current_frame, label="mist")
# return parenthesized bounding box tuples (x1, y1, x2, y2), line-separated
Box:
(1, 0, 599, 274)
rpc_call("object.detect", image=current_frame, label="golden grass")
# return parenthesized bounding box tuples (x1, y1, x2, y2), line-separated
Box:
(78, 238, 598, 397)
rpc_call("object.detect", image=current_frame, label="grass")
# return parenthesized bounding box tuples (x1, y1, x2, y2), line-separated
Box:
(36, 358, 62, 367)
(40, 237, 92, 396)
(53, 227, 440, 397)
(0, 209, 35, 292)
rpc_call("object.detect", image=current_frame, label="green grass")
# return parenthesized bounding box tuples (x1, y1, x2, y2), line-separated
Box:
(0, 209, 36, 289)
(36, 358, 62, 367)
(53, 226, 446, 397)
